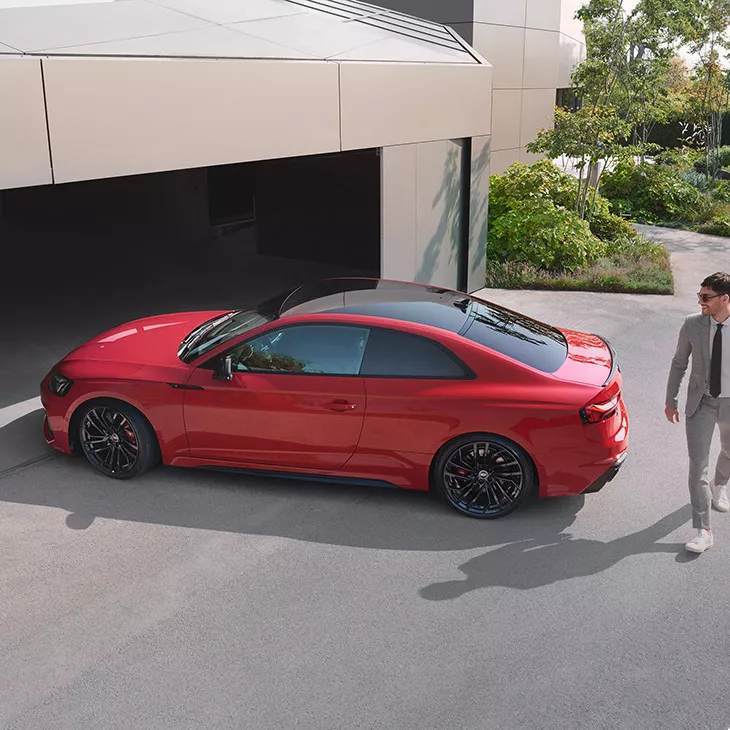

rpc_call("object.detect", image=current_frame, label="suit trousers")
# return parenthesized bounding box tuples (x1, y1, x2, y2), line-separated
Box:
(686, 394, 730, 529)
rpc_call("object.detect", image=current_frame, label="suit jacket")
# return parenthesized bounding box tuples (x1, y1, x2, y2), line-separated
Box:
(666, 313, 711, 417)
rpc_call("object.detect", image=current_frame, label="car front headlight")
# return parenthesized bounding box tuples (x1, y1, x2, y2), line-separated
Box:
(49, 371, 74, 397)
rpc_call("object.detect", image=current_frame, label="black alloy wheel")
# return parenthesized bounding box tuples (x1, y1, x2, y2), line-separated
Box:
(79, 402, 159, 479)
(434, 435, 534, 518)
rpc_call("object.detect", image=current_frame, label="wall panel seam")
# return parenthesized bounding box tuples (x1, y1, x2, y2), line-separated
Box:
(39, 59, 55, 184)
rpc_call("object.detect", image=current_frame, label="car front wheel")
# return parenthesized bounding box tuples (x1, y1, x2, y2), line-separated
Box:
(78, 400, 159, 479)
(433, 434, 534, 518)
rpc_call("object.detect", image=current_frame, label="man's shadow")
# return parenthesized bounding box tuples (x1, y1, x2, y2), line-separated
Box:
(420, 505, 693, 600)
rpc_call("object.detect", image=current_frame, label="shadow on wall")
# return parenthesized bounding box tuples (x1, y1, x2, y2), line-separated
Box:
(469, 139, 490, 284)
(416, 144, 462, 286)
(414, 139, 491, 290)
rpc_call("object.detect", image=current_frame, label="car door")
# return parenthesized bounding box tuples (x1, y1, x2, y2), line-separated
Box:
(183, 323, 370, 470)
(356, 327, 473, 455)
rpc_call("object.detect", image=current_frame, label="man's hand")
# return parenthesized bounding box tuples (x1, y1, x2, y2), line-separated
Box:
(665, 405, 680, 423)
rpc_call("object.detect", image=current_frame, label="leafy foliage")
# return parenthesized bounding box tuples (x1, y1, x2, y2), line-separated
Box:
(698, 215, 730, 234)
(693, 144, 730, 171)
(486, 160, 673, 292)
(485, 231, 673, 295)
(489, 160, 636, 243)
(488, 198, 603, 272)
(653, 146, 704, 168)
(679, 169, 712, 190)
(601, 161, 714, 223)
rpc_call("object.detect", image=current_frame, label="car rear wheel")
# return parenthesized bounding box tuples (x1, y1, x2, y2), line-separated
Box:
(78, 401, 159, 480)
(433, 434, 534, 519)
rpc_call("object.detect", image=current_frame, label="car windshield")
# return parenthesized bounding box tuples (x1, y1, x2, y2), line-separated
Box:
(179, 309, 276, 363)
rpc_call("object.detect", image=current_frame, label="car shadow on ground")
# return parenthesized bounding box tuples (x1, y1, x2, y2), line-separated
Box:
(1, 413, 692, 581)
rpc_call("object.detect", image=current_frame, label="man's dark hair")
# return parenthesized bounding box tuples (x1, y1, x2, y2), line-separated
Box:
(702, 272, 730, 296)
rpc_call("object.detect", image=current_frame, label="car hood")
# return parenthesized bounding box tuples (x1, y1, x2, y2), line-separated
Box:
(63, 310, 230, 368)
(553, 328, 615, 387)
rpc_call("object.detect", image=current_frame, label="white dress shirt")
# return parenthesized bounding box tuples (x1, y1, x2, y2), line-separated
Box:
(707, 315, 730, 397)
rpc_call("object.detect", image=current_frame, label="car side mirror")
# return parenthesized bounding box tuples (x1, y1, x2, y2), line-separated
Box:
(212, 354, 233, 381)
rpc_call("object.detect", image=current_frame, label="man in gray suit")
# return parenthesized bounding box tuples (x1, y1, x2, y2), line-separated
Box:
(666, 272, 730, 553)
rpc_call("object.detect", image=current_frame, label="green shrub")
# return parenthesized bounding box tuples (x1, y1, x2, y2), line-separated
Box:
(589, 203, 638, 241)
(489, 159, 634, 242)
(601, 161, 713, 224)
(698, 216, 730, 236)
(694, 146, 730, 173)
(488, 160, 578, 218)
(654, 147, 703, 169)
(710, 180, 730, 204)
(679, 169, 711, 191)
(604, 233, 669, 260)
(488, 197, 605, 272)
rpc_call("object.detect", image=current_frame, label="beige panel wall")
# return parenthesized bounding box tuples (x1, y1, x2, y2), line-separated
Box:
(520, 87, 555, 149)
(414, 139, 462, 290)
(381, 139, 467, 290)
(526, 0, 561, 32)
(42, 57, 341, 184)
(468, 135, 490, 293)
(490, 148, 519, 176)
(0, 58, 52, 190)
(558, 30, 586, 87)
(381, 144, 418, 283)
(560, 0, 585, 43)
(524, 29, 560, 89)
(340, 62, 491, 151)
(491, 89, 521, 151)
(472, 22, 524, 90)
(468, 0, 584, 171)
(473, 0, 526, 27)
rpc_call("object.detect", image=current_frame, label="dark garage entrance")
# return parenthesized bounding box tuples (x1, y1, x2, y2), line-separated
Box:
(0, 149, 381, 408)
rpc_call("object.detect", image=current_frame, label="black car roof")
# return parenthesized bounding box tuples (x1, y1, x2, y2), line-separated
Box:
(274, 278, 474, 333)
(261, 277, 569, 374)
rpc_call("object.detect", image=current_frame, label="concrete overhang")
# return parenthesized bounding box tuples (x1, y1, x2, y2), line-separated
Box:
(0, 0, 492, 188)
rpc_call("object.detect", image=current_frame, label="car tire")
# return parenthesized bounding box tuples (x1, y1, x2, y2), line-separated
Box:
(77, 400, 160, 480)
(432, 433, 535, 519)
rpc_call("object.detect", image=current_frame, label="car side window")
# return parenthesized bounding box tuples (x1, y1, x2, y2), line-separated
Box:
(360, 327, 469, 379)
(232, 325, 370, 376)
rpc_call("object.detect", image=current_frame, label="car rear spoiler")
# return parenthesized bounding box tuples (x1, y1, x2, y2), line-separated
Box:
(593, 335, 619, 387)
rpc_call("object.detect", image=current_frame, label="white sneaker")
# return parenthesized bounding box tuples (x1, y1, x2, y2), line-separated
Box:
(685, 529, 714, 553)
(711, 480, 730, 512)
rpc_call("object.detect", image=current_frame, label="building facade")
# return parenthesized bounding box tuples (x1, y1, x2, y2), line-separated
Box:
(375, 0, 587, 173)
(0, 0, 493, 294)
(0, 0, 585, 300)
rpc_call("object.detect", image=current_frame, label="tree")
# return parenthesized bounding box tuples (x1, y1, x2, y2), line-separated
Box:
(683, 0, 730, 178)
(528, 106, 631, 220)
(527, 0, 701, 216)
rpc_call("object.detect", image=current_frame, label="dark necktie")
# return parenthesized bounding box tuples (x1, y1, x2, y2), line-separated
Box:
(711, 323, 723, 397)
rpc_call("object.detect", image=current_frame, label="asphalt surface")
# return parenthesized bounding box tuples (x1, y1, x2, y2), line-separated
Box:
(2, 226, 730, 730)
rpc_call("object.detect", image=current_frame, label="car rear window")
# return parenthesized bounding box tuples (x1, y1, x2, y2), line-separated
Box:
(462, 302, 567, 373)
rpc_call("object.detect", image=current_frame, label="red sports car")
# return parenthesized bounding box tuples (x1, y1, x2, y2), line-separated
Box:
(40, 278, 628, 518)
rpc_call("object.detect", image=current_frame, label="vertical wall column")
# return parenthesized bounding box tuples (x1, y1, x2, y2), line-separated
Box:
(381, 135, 490, 293)
(468, 135, 490, 292)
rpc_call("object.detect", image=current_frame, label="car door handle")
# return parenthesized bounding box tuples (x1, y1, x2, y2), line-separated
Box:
(325, 400, 358, 412)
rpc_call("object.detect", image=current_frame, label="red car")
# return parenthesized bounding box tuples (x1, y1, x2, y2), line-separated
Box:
(40, 278, 628, 518)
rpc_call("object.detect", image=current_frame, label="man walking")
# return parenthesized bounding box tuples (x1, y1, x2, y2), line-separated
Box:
(666, 272, 730, 553)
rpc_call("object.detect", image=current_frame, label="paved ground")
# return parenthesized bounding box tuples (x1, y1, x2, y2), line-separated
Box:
(2, 226, 730, 730)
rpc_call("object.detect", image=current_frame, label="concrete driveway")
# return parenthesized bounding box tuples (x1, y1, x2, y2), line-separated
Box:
(1, 226, 729, 730)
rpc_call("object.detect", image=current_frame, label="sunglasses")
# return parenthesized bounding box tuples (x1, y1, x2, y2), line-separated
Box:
(698, 292, 726, 302)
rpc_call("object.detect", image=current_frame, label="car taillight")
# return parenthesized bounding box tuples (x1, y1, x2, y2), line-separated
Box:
(580, 395, 619, 425)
